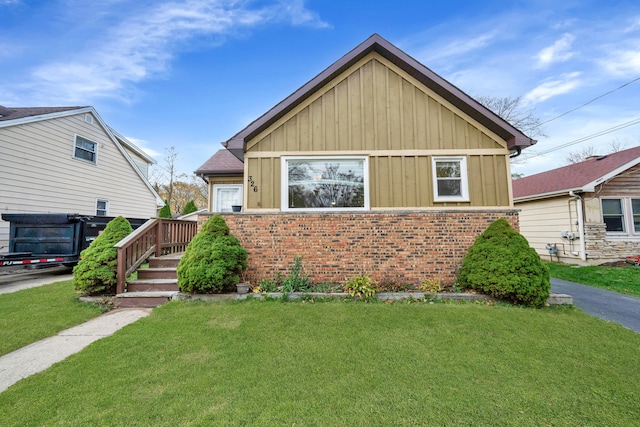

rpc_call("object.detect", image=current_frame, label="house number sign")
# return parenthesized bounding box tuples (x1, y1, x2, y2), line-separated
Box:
(248, 176, 258, 192)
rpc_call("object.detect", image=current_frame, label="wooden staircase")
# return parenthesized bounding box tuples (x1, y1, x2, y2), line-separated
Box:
(116, 253, 182, 308)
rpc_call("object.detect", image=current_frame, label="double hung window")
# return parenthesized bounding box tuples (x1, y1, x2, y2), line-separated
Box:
(74, 135, 97, 164)
(601, 198, 640, 235)
(432, 156, 469, 202)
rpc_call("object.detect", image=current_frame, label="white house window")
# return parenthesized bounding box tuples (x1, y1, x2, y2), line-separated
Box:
(601, 198, 640, 235)
(96, 199, 109, 216)
(74, 135, 97, 164)
(214, 185, 243, 213)
(281, 156, 369, 211)
(432, 156, 469, 202)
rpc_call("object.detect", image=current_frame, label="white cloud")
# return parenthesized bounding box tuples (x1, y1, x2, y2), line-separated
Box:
(20, 0, 328, 103)
(535, 33, 575, 68)
(601, 48, 640, 76)
(624, 17, 640, 33)
(523, 72, 582, 104)
(125, 136, 161, 158)
(419, 31, 496, 64)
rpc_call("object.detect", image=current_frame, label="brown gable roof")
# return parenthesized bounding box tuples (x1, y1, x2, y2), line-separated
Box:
(0, 105, 86, 121)
(222, 33, 536, 160)
(195, 148, 244, 176)
(513, 145, 640, 199)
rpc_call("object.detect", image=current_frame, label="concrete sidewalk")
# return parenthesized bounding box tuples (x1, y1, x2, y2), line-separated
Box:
(0, 308, 151, 393)
(0, 267, 73, 295)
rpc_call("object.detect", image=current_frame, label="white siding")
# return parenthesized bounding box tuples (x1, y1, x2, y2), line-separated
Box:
(517, 196, 584, 262)
(0, 114, 158, 250)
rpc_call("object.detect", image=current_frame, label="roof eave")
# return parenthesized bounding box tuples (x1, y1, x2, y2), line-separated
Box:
(224, 34, 536, 154)
(514, 187, 584, 202)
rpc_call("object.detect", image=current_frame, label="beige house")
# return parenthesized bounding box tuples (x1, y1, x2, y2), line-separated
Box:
(0, 105, 163, 250)
(196, 34, 536, 284)
(513, 145, 640, 265)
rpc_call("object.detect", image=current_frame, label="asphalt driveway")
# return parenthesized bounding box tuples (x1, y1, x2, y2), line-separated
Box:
(551, 278, 640, 333)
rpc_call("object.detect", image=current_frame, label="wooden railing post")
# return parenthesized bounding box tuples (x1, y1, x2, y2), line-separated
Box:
(115, 218, 198, 294)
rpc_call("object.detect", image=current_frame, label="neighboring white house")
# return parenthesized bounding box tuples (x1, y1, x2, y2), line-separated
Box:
(0, 105, 163, 251)
(513, 145, 640, 265)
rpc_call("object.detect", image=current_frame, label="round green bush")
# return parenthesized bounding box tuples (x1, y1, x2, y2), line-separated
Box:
(73, 216, 134, 295)
(177, 215, 247, 293)
(457, 218, 550, 308)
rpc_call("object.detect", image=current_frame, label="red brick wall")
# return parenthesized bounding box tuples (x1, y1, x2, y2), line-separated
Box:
(198, 211, 519, 286)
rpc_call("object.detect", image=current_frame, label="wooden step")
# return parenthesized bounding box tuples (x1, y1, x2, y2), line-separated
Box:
(116, 291, 178, 308)
(136, 267, 177, 280)
(148, 255, 182, 268)
(127, 279, 179, 292)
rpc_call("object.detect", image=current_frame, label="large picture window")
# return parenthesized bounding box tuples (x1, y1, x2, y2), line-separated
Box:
(432, 156, 469, 202)
(281, 156, 369, 211)
(74, 135, 97, 164)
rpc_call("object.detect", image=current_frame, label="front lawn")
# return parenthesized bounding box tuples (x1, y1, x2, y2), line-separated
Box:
(1, 299, 639, 425)
(547, 261, 640, 297)
(0, 280, 107, 356)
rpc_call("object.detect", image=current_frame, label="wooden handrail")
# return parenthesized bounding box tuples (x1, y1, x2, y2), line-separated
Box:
(115, 218, 198, 294)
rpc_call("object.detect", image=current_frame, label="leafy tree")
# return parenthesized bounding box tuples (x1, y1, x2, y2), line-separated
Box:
(458, 218, 550, 308)
(158, 200, 172, 218)
(177, 215, 247, 293)
(182, 200, 198, 215)
(73, 216, 133, 295)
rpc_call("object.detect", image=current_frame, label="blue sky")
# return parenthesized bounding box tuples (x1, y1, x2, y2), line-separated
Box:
(2, 0, 640, 179)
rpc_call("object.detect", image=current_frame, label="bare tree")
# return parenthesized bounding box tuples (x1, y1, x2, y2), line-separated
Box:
(476, 95, 546, 139)
(565, 141, 629, 164)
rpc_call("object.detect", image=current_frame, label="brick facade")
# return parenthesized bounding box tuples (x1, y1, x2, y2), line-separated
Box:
(198, 210, 519, 286)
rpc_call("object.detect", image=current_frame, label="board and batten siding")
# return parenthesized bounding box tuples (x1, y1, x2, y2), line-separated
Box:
(516, 196, 582, 261)
(0, 113, 158, 248)
(243, 53, 512, 211)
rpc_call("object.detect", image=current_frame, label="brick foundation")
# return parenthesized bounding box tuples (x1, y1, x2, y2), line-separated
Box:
(198, 210, 519, 286)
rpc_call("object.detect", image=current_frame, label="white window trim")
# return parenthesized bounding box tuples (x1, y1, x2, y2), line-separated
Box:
(96, 199, 109, 216)
(213, 184, 243, 213)
(281, 156, 370, 212)
(73, 134, 98, 164)
(601, 197, 640, 236)
(432, 156, 469, 202)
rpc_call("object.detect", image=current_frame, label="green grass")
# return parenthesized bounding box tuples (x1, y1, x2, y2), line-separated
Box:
(0, 280, 107, 356)
(547, 261, 640, 297)
(1, 299, 639, 426)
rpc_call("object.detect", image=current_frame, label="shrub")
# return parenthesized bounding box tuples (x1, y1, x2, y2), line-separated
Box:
(182, 200, 198, 215)
(343, 274, 378, 299)
(457, 218, 550, 308)
(73, 216, 134, 295)
(419, 278, 443, 294)
(177, 215, 247, 294)
(158, 201, 172, 218)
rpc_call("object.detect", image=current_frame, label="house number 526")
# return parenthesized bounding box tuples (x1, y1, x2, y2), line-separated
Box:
(248, 176, 258, 192)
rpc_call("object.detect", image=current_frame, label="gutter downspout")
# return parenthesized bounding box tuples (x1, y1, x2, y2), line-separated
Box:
(569, 191, 587, 261)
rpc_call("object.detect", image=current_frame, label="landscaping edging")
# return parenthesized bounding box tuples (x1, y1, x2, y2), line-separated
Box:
(81, 291, 572, 306)
(173, 291, 573, 305)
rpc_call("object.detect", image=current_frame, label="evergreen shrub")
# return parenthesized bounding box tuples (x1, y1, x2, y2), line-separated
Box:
(457, 218, 550, 308)
(177, 215, 247, 293)
(73, 216, 134, 295)
(158, 201, 172, 218)
(182, 200, 198, 215)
